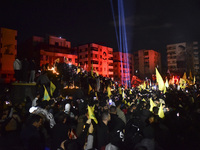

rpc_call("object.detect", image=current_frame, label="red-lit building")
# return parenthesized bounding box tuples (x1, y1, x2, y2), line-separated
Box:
(134, 49, 161, 79)
(19, 35, 78, 68)
(75, 43, 113, 78)
(0, 27, 17, 83)
(113, 52, 134, 85)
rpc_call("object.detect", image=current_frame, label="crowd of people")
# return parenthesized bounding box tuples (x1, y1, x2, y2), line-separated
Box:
(1, 61, 200, 150)
(13, 57, 36, 83)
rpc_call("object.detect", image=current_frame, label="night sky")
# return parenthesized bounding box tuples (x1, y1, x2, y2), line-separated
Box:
(1, 0, 200, 66)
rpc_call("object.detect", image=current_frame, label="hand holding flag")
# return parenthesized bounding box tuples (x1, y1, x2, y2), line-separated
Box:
(88, 105, 98, 124)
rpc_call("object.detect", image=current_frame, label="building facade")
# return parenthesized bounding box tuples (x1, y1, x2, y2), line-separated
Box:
(167, 42, 200, 79)
(134, 49, 161, 79)
(20, 35, 77, 68)
(113, 52, 134, 85)
(76, 43, 113, 78)
(0, 27, 17, 83)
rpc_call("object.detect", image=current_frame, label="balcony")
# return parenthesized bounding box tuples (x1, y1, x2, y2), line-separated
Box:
(109, 66, 113, 69)
(109, 72, 113, 75)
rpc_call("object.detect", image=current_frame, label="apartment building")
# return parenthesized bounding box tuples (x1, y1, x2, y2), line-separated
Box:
(20, 35, 77, 68)
(0, 27, 17, 82)
(113, 52, 134, 85)
(76, 43, 113, 78)
(167, 41, 200, 78)
(134, 49, 161, 79)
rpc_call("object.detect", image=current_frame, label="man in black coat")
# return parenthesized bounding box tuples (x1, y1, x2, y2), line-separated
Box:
(108, 105, 125, 149)
(50, 112, 70, 150)
(108, 105, 125, 132)
(96, 110, 111, 150)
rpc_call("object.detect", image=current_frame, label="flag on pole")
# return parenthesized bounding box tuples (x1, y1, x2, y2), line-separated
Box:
(158, 103, 165, 118)
(165, 78, 169, 88)
(77, 68, 81, 74)
(88, 84, 92, 94)
(179, 78, 186, 89)
(142, 98, 146, 102)
(140, 81, 146, 90)
(122, 89, 125, 100)
(182, 72, 187, 80)
(50, 81, 56, 96)
(107, 86, 112, 99)
(88, 105, 98, 124)
(95, 92, 98, 100)
(155, 68, 165, 91)
(149, 98, 156, 112)
(118, 87, 122, 95)
(77, 63, 81, 74)
(43, 85, 50, 101)
(129, 89, 132, 95)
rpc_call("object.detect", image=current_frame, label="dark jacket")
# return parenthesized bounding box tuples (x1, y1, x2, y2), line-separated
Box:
(50, 123, 70, 150)
(96, 120, 110, 150)
(20, 125, 44, 150)
(108, 114, 125, 133)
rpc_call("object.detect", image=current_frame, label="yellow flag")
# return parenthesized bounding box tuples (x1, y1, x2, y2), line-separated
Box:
(179, 78, 186, 89)
(143, 81, 146, 90)
(107, 86, 112, 99)
(158, 103, 165, 118)
(182, 72, 187, 80)
(142, 98, 146, 102)
(138, 84, 142, 91)
(124, 100, 127, 105)
(149, 98, 156, 112)
(88, 105, 98, 124)
(163, 87, 166, 94)
(156, 68, 165, 91)
(43, 85, 50, 101)
(165, 79, 169, 88)
(193, 76, 196, 85)
(88, 84, 92, 94)
(122, 89, 125, 100)
(137, 83, 143, 91)
(118, 87, 122, 95)
(129, 89, 132, 95)
(77, 64, 81, 74)
(50, 81, 56, 96)
(95, 92, 98, 100)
